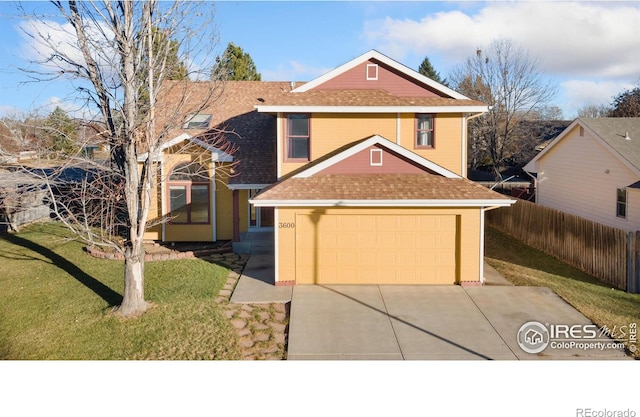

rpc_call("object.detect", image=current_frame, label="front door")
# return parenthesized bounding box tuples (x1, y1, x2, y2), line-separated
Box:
(249, 189, 274, 228)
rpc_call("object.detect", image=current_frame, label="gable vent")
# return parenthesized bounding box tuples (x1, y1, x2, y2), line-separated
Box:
(366, 64, 378, 81)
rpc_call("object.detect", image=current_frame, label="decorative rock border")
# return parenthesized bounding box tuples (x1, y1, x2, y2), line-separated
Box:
(85, 245, 233, 262)
(208, 252, 289, 360)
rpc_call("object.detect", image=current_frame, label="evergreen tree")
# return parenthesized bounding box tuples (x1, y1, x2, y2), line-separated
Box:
(150, 27, 188, 81)
(418, 56, 446, 85)
(212, 42, 261, 81)
(45, 107, 78, 155)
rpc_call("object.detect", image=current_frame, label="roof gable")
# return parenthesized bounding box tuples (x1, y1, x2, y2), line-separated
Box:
(292, 50, 469, 100)
(138, 133, 234, 163)
(293, 135, 461, 179)
(524, 118, 640, 176)
(317, 144, 437, 175)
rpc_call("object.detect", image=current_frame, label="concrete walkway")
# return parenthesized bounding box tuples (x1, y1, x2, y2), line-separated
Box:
(229, 231, 292, 304)
(230, 231, 630, 360)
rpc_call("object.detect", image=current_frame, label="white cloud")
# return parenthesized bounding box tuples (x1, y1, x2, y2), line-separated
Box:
(261, 61, 332, 82)
(362, 2, 640, 80)
(560, 79, 635, 118)
(19, 18, 118, 80)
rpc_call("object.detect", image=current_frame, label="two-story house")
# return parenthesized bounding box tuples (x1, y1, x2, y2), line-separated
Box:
(143, 50, 514, 286)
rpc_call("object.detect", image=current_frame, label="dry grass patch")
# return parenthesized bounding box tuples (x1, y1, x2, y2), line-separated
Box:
(486, 226, 640, 359)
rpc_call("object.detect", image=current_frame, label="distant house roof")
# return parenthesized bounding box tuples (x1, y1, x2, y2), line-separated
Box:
(524, 117, 640, 176)
(578, 118, 640, 170)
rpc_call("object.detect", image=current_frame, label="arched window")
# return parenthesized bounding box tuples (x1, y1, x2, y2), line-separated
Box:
(168, 162, 210, 224)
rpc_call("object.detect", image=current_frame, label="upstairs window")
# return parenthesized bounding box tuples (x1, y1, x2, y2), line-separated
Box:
(183, 113, 212, 129)
(616, 188, 627, 219)
(416, 114, 435, 148)
(286, 114, 310, 161)
(168, 162, 210, 224)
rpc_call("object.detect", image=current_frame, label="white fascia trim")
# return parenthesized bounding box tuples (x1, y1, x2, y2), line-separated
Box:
(227, 183, 272, 190)
(256, 105, 489, 114)
(250, 199, 516, 208)
(523, 119, 580, 173)
(293, 135, 461, 179)
(137, 133, 234, 163)
(291, 50, 470, 100)
(273, 208, 279, 284)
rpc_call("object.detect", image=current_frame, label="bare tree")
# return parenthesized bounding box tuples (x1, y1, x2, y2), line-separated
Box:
(577, 104, 611, 119)
(450, 38, 557, 178)
(10, 1, 228, 317)
(609, 84, 640, 117)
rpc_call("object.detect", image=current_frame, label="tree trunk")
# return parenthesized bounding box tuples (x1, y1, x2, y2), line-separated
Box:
(118, 245, 147, 317)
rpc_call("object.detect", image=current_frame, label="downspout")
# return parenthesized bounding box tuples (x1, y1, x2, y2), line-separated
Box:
(396, 113, 401, 144)
(523, 169, 537, 203)
(463, 111, 488, 178)
(480, 207, 485, 284)
(277, 112, 283, 180)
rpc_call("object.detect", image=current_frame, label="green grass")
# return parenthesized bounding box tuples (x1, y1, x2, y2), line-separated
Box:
(0, 222, 241, 360)
(485, 226, 640, 358)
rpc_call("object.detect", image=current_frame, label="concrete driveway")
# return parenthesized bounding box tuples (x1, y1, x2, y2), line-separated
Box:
(287, 285, 630, 360)
(230, 232, 630, 360)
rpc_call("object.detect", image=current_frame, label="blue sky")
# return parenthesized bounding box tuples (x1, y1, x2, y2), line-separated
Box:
(1, 1, 640, 119)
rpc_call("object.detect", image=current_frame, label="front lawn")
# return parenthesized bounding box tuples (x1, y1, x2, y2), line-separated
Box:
(0, 222, 240, 359)
(485, 226, 640, 358)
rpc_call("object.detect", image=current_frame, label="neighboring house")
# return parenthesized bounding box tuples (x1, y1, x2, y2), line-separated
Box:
(145, 50, 515, 286)
(524, 118, 640, 232)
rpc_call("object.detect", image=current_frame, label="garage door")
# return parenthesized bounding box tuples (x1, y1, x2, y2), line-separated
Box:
(295, 214, 457, 285)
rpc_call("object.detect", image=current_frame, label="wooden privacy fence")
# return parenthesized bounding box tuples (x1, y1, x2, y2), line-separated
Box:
(486, 198, 640, 292)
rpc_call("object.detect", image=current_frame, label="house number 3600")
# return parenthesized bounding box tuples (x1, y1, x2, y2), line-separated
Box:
(279, 222, 295, 229)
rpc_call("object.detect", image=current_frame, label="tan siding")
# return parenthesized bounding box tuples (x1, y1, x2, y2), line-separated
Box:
(279, 113, 466, 177)
(399, 113, 463, 176)
(537, 127, 640, 231)
(161, 149, 218, 242)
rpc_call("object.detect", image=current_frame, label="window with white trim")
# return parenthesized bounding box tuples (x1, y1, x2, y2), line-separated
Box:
(616, 188, 627, 219)
(168, 162, 210, 224)
(183, 113, 212, 129)
(286, 114, 310, 160)
(416, 114, 435, 148)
